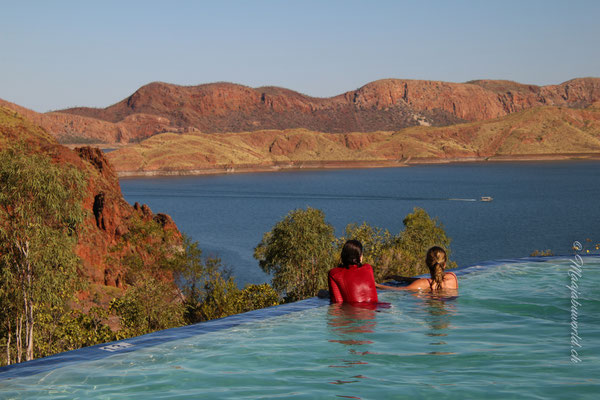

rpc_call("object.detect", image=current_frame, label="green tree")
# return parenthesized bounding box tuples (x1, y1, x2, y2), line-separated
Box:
(35, 305, 115, 358)
(109, 275, 184, 337)
(254, 207, 336, 302)
(106, 222, 189, 338)
(172, 237, 280, 322)
(235, 284, 280, 313)
(384, 207, 456, 278)
(0, 147, 86, 364)
(167, 236, 235, 323)
(339, 222, 393, 269)
(195, 266, 240, 322)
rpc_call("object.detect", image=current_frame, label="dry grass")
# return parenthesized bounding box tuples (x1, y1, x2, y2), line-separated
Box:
(106, 105, 600, 172)
(0, 107, 57, 148)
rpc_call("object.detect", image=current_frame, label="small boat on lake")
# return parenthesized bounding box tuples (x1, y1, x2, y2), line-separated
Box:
(480, 196, 493, 202)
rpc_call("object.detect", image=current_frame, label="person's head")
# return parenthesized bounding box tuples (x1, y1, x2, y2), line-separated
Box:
(340, 240, 363, 268)
(426, 246, 447, 290)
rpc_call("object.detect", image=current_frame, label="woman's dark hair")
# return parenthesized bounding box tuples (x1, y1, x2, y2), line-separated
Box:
(339, 240, 363, 268)
(425, 246, 447, 290)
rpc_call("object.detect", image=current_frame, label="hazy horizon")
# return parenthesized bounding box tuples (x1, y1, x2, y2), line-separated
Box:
(1, 0, 599, 112)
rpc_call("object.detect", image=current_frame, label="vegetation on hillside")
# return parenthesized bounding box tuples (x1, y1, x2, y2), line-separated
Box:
(0, 111, 280, 366)
(0, 147, 87, 363)
(0, 166, 280, 366)
(0, 148, 280, 365)
(0, 107, 56, 147)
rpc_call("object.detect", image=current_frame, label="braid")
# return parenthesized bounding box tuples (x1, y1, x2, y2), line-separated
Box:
(426, 246, 447, 290)
(430, 262, 445, 290)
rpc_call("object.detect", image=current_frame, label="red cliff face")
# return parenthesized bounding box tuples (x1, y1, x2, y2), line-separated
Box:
(0, 107, 182, 301)
(73, 146, 181, 290)
(348, 79, 504, 120)
(4, 78, 600, 144)
(470, 78, 600, 112)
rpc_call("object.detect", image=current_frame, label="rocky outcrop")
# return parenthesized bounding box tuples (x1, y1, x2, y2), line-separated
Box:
(0, 108, 182, 301)
(72, 146, 181, 290)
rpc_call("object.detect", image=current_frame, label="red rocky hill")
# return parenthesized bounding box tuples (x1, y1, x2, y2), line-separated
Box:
(3, 78, 600, 144)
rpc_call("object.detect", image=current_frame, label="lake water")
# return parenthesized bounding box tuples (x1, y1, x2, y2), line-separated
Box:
(120, 161, 600, 286)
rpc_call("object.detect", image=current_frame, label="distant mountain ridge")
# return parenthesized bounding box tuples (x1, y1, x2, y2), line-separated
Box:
(2, 77, 600, 144)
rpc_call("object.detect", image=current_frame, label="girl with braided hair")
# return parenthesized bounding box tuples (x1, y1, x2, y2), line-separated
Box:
(376, 246, 458, 291)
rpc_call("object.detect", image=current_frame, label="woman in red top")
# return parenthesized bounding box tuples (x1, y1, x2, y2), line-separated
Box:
(328, 240, 378, 304)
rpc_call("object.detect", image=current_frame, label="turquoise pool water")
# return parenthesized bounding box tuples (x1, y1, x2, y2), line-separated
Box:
(1, 257, 599, 399)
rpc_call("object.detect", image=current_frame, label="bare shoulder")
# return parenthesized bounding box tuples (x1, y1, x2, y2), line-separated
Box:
(445, 271, 458, 280)
(443, 272, 458, 289)
(405, 278, 431, 290)
(376, 279, 428, 291)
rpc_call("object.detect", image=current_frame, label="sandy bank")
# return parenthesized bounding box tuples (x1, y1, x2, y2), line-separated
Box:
(115, 153, 600, 178)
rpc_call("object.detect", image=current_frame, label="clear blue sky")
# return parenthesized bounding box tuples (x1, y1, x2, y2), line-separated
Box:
(1, 0, 599, 112)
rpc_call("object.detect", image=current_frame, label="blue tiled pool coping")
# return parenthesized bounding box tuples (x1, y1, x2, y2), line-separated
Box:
(0, 254, 596, 380)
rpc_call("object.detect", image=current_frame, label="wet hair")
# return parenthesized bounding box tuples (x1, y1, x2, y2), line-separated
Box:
(339, 240, 363, 268)
(426, 246, 447, 290)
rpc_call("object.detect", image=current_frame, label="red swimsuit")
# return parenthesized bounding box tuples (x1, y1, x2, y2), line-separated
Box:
(328, 263, 378, 303)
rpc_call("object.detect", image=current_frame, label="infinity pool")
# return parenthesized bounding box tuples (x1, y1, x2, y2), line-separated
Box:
(1, 256, 599, 399)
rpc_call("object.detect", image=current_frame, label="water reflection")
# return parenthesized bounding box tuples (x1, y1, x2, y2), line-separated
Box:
(327, 303, 377, 399)
(417, 291, 458, 355)
(325, 303, 385, 398)
(328, 303, 378, 343)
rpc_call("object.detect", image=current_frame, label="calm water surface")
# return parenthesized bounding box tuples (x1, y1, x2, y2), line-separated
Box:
(120, 161, 600, 286)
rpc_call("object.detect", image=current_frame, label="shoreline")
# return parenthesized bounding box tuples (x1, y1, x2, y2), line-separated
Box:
(113, 152, 600, 178)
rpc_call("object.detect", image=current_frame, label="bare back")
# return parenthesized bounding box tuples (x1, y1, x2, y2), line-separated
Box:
(377, 271, 458, 291)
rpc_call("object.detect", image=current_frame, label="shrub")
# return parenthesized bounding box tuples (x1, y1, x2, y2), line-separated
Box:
(254, 207, 336, 302)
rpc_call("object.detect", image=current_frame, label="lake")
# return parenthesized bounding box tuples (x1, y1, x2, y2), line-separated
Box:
(120, 161, 600, 286)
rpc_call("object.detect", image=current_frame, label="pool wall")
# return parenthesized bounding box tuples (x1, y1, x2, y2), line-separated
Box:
(0, 254, 595, 380)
